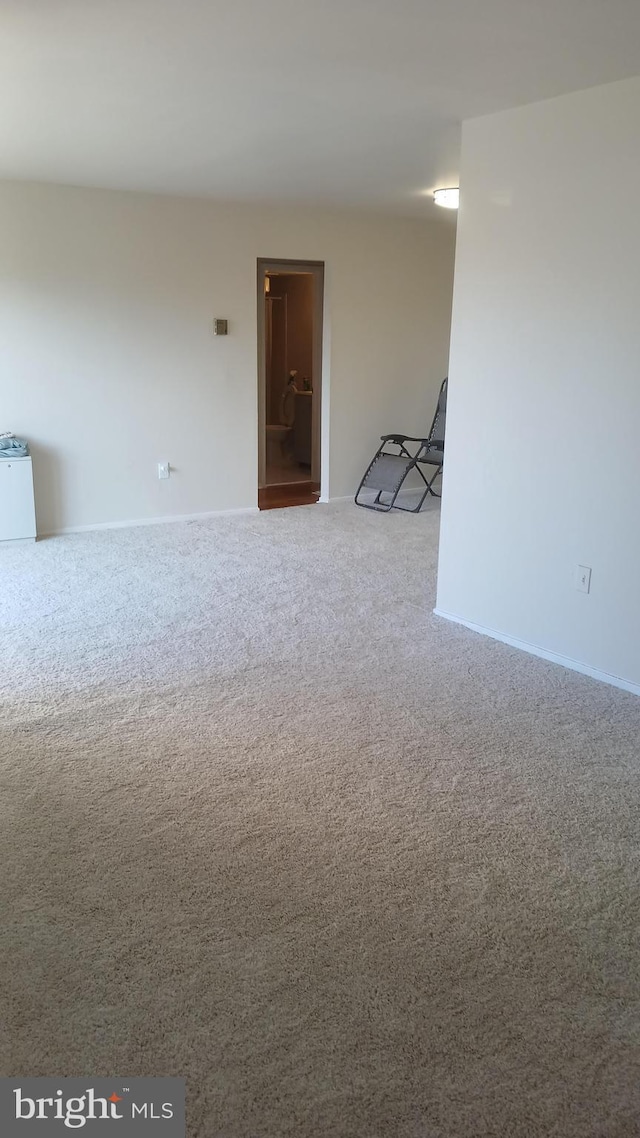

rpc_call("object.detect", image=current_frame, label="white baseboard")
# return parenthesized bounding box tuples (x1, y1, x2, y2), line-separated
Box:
(433, 608, 640, 698)
(324, 487, 431, 505)
(44, 506, 259, 537)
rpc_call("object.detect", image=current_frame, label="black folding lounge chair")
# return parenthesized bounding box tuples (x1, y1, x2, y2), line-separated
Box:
(355, 377, 447, 513)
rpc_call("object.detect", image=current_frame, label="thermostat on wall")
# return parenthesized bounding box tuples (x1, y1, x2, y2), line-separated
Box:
(213, 318, 228, 335)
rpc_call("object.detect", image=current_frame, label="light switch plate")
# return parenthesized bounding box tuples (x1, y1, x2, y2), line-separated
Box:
(575, 564, 591, 593)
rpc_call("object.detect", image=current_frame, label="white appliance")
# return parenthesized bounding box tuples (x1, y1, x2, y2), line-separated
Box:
(0, 456, 37, 541)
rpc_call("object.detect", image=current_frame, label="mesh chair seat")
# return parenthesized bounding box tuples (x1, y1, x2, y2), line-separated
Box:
(362, 453, 414, 494)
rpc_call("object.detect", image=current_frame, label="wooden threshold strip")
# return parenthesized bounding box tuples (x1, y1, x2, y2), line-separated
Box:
(258, 482, 320, 511)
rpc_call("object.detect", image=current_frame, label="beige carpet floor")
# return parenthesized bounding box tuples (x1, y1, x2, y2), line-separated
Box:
(1, 499, 639, 1137)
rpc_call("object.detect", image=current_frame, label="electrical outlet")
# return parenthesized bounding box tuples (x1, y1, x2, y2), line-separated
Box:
(158, 462, 170, 480)
(575, 564, 591, 593)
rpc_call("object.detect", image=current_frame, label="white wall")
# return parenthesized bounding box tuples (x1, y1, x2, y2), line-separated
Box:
(436, 75, 640, 692)
(0, 182, 455, 532)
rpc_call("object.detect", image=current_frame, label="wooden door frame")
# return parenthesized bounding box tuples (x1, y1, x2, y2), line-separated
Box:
(257, 258, 325, 490)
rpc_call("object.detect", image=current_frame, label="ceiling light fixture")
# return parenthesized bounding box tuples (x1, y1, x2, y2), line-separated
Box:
(433, 187, 459, 210)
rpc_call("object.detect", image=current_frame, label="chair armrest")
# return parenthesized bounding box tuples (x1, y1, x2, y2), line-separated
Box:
(380, 434, 429, 445)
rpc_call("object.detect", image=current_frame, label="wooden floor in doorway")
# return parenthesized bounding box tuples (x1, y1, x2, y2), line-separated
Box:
(258, 482, 320, 510)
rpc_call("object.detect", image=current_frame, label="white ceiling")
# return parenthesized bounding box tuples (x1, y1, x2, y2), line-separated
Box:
(2, 0, 640, 217)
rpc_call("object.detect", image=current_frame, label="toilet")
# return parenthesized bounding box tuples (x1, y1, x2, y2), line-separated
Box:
(266, 423, 292, 465)
(266, 385, 296, 466)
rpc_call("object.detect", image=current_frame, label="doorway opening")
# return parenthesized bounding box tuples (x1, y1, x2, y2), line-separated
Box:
(257, 259, 324, 510)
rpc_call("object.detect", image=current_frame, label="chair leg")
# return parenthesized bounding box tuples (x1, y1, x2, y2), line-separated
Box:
(394, 485, 431, 513)
(355, 481, 406, 512)
(355, 484, 395, 511)
(425, 466, 443, 498)
(393, 462, 440, 512)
